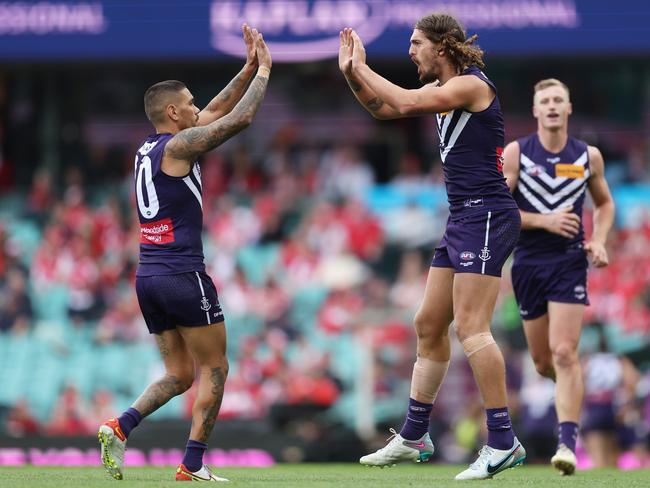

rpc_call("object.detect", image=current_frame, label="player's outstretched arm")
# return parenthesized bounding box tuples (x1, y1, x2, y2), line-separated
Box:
(349, 30, 473, 116)
(165, 35, 271, 164)
(197, 24, 259, 126)
(585, 145, 615, 267)
(339, 28, 400, 119)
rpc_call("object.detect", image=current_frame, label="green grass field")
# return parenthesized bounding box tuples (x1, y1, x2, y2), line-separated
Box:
(1, 464, 648, 487)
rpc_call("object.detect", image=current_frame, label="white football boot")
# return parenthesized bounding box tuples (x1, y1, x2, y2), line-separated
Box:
(98, 418, 127, 480)
(176, 464, 229, 482)
(455, 437, 526, 480)
(359, 428, 434, 467)
(551, 444, 577, 475)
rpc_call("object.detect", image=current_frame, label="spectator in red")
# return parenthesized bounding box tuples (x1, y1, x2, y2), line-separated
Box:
(5, 399, 40, 436)
(339, 199, 384, 261)
(45, 385, 89, 436)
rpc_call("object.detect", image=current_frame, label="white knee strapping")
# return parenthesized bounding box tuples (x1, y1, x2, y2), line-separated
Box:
(409, 356, 450, 403)
(461, 332, 496, 357)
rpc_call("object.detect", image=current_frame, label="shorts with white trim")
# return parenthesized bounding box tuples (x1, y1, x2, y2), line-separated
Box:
(431, 208, 521, 277)
(135, 271, 225, 334)
(511, 254, 589, 320)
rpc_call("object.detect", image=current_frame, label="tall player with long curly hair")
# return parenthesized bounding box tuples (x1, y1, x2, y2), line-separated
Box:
(340, 13, 525, 480)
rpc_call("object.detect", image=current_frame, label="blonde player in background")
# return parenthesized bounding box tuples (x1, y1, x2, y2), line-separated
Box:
(503, 78, 615, 474)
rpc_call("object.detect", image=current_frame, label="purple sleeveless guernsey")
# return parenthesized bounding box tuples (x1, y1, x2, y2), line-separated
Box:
(436, 66, 516, 216)
(513, 134, 590, 264)
(134, 133, 206, 276)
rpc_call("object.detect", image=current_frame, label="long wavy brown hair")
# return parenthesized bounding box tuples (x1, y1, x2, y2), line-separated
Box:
(415, 13, 485, 72)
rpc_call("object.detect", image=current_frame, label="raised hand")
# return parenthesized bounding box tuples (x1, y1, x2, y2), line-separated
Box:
(242, 23, 258, 68)
(255, 30, 272, 69)
(542, 205, 581, 239)
(350, 30, 367, 68)
(339, 28, 353, 76)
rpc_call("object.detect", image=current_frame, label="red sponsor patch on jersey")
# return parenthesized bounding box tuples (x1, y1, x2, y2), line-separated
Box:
(496, 147, 504, 173)
(140, 218, 175, 245)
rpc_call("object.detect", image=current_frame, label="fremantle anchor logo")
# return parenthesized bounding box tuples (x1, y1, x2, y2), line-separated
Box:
(200, 296, 212, 312)
(479, 246, 491, 262)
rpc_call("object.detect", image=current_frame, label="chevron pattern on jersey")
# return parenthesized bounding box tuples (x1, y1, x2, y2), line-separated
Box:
(517, 151, 589, 214)
(182, 163, 203, 209)
(436, 109, 472, 163)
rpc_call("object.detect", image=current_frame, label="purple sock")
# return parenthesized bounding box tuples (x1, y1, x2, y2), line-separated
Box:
(183, 439, 208, 472)
(486, 407, 514, 450)
(558, 421, 578, 453)
(399, 398, 433, 441)
(117, 407, 142, 439)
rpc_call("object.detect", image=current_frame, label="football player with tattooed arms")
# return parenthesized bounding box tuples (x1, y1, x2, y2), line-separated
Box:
(98, 25, 271, 482)
(340, 13, 525, 480)
(502, 78, 615, 475)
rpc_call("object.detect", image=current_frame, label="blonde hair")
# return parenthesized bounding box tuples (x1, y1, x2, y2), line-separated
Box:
(534, 78, 570, 101)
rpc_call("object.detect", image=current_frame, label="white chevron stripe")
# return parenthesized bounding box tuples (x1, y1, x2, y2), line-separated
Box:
(438, 110, 455, 142)
(441, 112, 472, 163)
(183, 175, 203, 209)
(517, 181, 551, 213)
(558, 184, 588, 209)
(520, 150, 587, 169)
(192, 163, 202, 189)
(520, 151, 588, 188)
(519, 169, 590, 205)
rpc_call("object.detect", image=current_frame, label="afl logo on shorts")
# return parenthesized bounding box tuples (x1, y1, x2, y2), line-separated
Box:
(200, 296, 212, 312)
(460, 251, 476, 261)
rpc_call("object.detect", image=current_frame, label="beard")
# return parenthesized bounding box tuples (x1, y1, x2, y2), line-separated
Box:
(419, 67, 438, 85)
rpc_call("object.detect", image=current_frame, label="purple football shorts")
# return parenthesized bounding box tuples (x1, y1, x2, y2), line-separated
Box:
(511, 254, 589, 321)
(431, 208, 521, 277)
(135, 270, 225, 334)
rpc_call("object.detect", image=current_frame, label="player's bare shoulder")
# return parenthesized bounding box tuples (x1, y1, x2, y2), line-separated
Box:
(502, 141, 521, 191)
(419, 75, 486, 114)
(503, 140, 520, 157)
(587, 145, 605, 176)
(453, 72, 494, 112)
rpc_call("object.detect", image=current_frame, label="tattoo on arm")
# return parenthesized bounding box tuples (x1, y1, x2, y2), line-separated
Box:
(196, 366, 227, 443)
(165, 75, 269, 161)
(366, 97, 385, 111)
(205, 67, 254, 115)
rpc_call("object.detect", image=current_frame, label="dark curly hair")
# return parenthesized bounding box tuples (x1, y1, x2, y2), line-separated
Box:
(415, 13, 485, 71)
